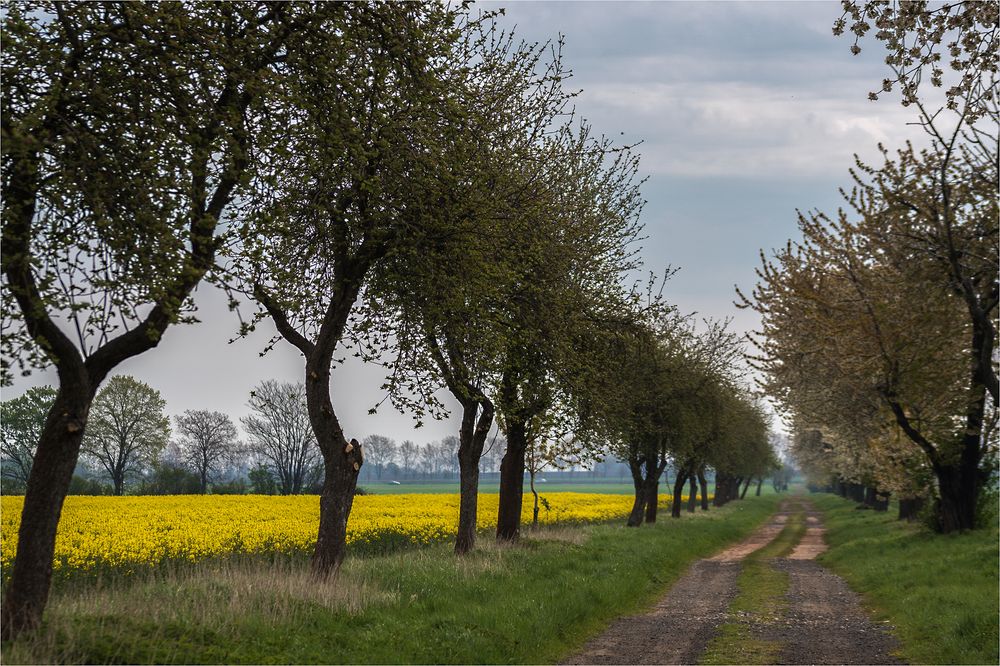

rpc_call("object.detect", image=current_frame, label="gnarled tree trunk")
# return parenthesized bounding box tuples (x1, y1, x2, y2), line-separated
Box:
(698, 467, 709, 511)
(497, 419, 527, 541)
(671, 468, 688, 518)
(455, 398, 494, 554)
(898, 497, 924, 521)
(627, 457, 646, 527)
(644, 476, 659, 523)
(1, 373, 95, 638)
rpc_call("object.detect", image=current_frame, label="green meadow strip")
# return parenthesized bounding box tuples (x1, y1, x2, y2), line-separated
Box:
(811, 493, 999, 665)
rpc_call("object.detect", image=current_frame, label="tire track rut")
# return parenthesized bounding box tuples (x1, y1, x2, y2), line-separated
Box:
(562, 498, 904, 665)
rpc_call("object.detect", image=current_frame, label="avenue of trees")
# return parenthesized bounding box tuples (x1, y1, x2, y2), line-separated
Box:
(742, 1, 997, 532)
(0, 2, 772, 637)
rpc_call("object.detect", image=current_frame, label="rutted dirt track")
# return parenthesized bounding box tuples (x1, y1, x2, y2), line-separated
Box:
(562, 498, 903, 665)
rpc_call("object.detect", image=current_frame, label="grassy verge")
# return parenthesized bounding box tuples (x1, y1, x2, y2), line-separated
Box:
(4, 495, 780, 664)
(811, 493, 999, 665)
(700, 508, 806, 665)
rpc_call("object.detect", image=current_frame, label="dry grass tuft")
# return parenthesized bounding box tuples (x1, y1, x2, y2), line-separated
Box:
(66, 559, 397, 625)
(3, 559, 397, 665)
(522, 523, 591, 545)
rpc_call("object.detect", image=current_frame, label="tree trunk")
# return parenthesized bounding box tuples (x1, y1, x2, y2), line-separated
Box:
(305, 356, 362, 578)
(496, 420, 527, 541)
(755, 478, 763, 496)
(1, 375, 96, 639)
(671, 469, 688, 518)
(713, 473, 727, 507)
(455, 398, 493, 555)
(457, 451, 481, 552)
(740, 477, 751, 499)
(698, 467, 709, 511)
(686, 474, 697, 512)
(935, 462, 978, 532)
(898, 497, 924, 521)
(312, 449, 360, 575)
(531, 471, 540, 528)
(921, 313, 993, 533)
(644, 477, 659, 523)
(627, 458, 645, 527)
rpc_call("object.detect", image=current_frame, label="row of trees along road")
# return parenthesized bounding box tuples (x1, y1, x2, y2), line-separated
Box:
(571, 301, 777, 527)
(0, 3, 772, 637)
(741, 1, 998, 533)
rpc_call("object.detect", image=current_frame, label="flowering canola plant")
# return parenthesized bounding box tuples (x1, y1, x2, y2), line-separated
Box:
(0, 492, 669, 579)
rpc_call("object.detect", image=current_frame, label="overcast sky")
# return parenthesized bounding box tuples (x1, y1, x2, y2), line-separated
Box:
(6, 1, 930, 444)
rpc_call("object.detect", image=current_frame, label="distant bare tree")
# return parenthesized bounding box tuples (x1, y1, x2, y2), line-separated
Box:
(398, 440, 418, 478)
(242, 381, 321, 494)
(175, 410, 241, 493)
(480, 433, 506, 474)
(440, 436, 460, 477)
(419, 443, 436, 477)
(362, 435, 396, 480)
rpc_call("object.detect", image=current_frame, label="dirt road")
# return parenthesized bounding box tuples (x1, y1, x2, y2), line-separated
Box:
(562, 498, 903, 665)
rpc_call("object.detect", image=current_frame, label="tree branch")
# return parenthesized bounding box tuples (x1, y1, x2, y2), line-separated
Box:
(253, 283, 315, 357)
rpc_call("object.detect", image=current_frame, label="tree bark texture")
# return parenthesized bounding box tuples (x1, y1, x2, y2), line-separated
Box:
(0, 377, 96, 638)
(686, 474, 697, 512)
(898, 497, 924, 521)
(713, 473, 728, 507)
(455, 398, 494, 554)
(698, 467, 710, 511)
(643, 478, 659, 523)
(936, 462, 980, 532)
(671, 469, 688, 518)
(496, 419, 527, 541)
(304, 353, 363, 577)
(627, 458, 646, 527)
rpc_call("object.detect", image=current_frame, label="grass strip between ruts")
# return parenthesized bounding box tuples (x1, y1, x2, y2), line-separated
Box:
(699, 505, 807, 665)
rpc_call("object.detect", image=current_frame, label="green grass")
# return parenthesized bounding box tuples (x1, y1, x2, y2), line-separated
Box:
(4, 495, 781, 664)
(811, 493, 999, 665)
(700, 507, 807, 665)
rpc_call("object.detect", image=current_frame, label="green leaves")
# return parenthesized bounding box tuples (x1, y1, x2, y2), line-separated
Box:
(2, 2, 301, 382)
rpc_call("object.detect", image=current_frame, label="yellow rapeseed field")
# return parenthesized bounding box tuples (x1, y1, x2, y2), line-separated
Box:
(0, 492, 666, 579)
